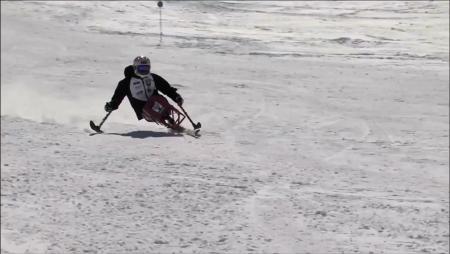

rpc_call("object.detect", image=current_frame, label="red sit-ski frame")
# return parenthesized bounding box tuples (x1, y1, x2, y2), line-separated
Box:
(142, 95, 185, 129)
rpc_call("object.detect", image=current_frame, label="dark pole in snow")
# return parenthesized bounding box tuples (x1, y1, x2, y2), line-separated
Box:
(158, 1, 163, 43)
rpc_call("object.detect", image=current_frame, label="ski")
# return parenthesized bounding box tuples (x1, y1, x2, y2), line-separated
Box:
(89, 124, 201, 138)
(169, 127, 201, 138)
(182, 128, 201, 138)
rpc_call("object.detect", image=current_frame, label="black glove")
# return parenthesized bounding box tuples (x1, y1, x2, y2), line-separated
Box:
(104, 102, 114, 112)
(175, 94, 184, 106)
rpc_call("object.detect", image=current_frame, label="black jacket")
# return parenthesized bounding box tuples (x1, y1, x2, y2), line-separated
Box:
(109, 65, 180, 120)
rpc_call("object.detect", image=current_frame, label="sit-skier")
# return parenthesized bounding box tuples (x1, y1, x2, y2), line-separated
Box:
(104, 56, 185, 130)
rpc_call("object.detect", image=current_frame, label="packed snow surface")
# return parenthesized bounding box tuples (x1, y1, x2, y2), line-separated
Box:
(1, 1, 449, 253)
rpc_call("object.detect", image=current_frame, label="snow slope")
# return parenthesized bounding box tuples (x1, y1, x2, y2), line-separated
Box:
(1, 1, 449, 253)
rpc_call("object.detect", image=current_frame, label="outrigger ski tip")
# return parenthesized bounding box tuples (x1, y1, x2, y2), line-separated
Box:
(89, 120, 103, 133)
(193, 122, 201, 130)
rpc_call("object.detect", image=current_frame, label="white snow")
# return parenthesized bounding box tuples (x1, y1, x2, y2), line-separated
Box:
(1, 1, 449, 253)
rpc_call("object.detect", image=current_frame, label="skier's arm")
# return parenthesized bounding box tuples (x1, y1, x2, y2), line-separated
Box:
(152, 73, 181, 102)
(108, 81, 127, 110)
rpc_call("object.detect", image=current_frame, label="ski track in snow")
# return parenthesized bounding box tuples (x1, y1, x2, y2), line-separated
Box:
(1, 1, 449, 254)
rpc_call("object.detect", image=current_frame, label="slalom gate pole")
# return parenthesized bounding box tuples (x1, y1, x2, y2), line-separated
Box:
(158, 1, 163, 43)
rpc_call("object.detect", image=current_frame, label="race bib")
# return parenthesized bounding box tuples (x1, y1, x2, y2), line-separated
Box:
(130, 76, 155, 101)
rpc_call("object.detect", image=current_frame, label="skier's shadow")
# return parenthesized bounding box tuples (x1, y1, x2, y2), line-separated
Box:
(109, 130, 182, 139)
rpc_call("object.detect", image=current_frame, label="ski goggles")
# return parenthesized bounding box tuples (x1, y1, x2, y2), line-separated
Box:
(136, 64, 150, 75)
